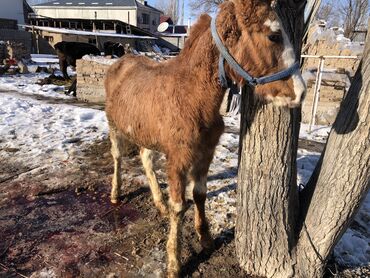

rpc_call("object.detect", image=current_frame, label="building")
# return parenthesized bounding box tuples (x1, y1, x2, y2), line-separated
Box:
(0, 1, 32, 57)
(0, 0, 26, 25)
(31, 0, 163, 33)
(157, 15, 188, 49)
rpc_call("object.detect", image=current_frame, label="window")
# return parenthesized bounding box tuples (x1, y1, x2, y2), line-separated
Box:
(152, 19, 156, 26)
(142, 13, 150, 25)
(44, 36, 54, 42)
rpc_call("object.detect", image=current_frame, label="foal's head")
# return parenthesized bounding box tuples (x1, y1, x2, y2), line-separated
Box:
(216, 0, 306, 107)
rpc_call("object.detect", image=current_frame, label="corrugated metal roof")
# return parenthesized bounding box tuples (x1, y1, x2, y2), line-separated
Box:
(33, 0, 137, 7)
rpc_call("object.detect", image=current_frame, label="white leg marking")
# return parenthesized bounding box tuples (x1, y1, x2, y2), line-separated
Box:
(140, 148, 167, 215)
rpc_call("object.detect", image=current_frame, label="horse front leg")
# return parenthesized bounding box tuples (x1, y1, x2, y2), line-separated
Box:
(140, 147, 168, 216)
(191, 120, 224, 250)
(166, 163, 188, 278)
(109, 123, 124, 204)
(190, 151, 215, 251)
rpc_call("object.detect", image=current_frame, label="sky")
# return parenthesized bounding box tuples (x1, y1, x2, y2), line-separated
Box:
(149, 0, 193, 24)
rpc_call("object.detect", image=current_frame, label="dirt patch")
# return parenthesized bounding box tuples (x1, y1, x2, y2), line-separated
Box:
(0, 140, 248, 278)
(0, 139, 367, 277)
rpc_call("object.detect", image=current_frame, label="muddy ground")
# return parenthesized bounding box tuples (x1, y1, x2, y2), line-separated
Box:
(0, 138, 246, 278)
(0, 134, 368, 278)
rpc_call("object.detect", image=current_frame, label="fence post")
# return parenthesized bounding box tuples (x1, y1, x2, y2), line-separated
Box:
(309, 56, 325, 132)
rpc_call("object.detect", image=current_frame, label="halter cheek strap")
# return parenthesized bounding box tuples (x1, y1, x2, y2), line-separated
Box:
(211, 16, 300, 88)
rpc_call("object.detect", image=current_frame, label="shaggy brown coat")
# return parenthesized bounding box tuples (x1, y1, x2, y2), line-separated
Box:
(104, 0, 305, 277)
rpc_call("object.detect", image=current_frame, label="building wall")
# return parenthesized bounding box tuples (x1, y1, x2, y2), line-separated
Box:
(31, 29, 143, 54)
(0, 0, 25, 25)
(33, 7, 138, 26)
(160, 36, 187, 49)
(137, 6, 161, 33)
(0, 18, 18, 30)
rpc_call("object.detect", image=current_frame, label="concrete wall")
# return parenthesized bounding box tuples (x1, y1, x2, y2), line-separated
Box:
(76, 59, 110, 103)
(33, 7, 138, 26)
(0, 0, 25, 25)
(160, 35, 187, 49)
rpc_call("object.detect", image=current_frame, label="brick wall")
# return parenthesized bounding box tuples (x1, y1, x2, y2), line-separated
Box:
(300, 23, 363, 125)
(303, 40, 361, 73)
(76, 57, 115, 103)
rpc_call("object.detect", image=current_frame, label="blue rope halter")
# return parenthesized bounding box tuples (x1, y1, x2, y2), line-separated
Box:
(210, 16, 300, 88)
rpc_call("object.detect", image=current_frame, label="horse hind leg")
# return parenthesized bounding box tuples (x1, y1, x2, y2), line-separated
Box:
(140, 148, 168, 216)
(109, 122, 124, 204)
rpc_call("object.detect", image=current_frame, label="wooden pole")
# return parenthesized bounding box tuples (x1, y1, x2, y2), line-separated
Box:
(309, 57, 325, 132)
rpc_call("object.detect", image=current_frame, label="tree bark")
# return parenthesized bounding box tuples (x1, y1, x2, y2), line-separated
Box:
(236, 98, 299, 277)
(236, 4, 370, 277)
(235, 1, 305, 276)
(296, 31, 370, 277)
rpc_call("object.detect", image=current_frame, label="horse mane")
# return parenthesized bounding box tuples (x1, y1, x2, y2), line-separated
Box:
(178, 14, 212, 59)
(178, 1, 242, 62)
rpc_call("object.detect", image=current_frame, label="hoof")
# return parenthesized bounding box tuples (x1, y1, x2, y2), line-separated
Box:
(110, 197, 120, 204)
(200, 233, 215, 251)
(155, 202, 169, 217)
(167, 269, 180, 278)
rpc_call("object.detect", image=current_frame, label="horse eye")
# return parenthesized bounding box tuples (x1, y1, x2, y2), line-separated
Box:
(268, 33, 282, 43)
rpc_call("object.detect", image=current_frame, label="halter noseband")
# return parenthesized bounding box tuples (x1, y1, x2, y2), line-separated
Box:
(211, 16, 300, 88)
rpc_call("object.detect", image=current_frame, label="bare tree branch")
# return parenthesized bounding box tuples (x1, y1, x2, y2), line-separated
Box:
(338, 0, 369, 39)
(189, 0, 225, 16)
(154, 0, 179, 23)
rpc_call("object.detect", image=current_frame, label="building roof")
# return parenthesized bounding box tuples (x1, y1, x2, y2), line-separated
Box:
(33, 0, 137, 7)
(160, 16, 173, 25)
(22, 24, 156, 39)
(136, 1, 162, 14)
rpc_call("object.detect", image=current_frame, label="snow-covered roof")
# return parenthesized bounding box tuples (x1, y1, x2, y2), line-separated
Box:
(21, 24, 156, 39)
(33, 0, 137, 8)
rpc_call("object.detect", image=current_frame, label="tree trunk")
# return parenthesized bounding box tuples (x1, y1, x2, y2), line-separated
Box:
(236, 4, 370, 277)
(236, 99, 299, 277)
(235, 0, 305, 277)
(295, 31, 370, 277)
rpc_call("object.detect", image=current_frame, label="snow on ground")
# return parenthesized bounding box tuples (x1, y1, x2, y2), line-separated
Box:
(300, 123, 332, 143)
(0, 71, 368, 268)
(0, 73, 69, 99)
(297, 148, 320, 187)
(30, 54, 60, 64)
(82, 54, 118, 65)
(0, 56, 77, 100)
(335, 195, 370, 267)
(0, 93, 108, 170)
